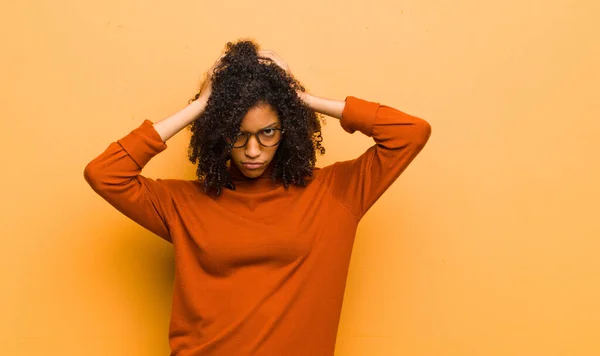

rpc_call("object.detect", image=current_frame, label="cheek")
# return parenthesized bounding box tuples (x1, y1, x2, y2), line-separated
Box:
(265, 147, 279, 161)
(229, 149, 242, 164)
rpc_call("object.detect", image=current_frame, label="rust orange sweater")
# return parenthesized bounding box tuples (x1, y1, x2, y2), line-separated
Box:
(83, 96, 431, 355)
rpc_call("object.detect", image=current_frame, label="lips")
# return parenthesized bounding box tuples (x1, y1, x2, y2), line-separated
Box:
(242, 162, 264, 170)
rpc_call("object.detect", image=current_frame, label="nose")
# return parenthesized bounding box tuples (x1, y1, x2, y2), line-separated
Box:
(244, 135, 261, 158)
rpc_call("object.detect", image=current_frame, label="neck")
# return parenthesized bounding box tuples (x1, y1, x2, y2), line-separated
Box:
(227, 161, 280, 192)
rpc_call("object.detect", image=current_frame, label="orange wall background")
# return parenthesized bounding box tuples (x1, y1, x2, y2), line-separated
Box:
(2, 0, 599, 355)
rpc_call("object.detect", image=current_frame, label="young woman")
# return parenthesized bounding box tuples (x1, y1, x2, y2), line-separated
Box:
(84, 40, 431, 356)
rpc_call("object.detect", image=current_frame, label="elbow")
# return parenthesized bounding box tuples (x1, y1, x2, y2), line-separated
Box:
(83, 162, 102, 189)
(414, 118, 432, 148)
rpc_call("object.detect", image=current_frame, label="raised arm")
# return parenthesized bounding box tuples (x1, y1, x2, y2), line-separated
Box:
(83, 54, 223, 242)
(311, 94, 432, 220)
(83, 90, 207, 242)
(83, 96, 207, 242)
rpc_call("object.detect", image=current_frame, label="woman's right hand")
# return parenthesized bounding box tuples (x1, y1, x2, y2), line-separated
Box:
(193, 54, 225, 103)
(161, 54, 226, 139)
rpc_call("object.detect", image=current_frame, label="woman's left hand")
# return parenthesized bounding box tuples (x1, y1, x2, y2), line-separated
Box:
(258, 49, 291, 73)
(258, 50, 312, 106)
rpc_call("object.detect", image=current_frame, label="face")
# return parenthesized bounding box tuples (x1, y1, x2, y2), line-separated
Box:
(229, 102, 282, 179)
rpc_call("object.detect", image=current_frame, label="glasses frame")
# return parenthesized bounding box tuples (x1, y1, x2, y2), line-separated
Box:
(228, 127, 285, 148)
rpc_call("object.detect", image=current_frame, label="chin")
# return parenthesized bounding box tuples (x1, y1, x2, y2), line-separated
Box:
(241, 167, 265, 179)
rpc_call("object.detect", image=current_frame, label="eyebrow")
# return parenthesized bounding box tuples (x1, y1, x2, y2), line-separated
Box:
(239, 122, 281, 133)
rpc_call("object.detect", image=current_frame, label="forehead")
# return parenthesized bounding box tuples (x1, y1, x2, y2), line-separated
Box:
(239, 103, 280, 131)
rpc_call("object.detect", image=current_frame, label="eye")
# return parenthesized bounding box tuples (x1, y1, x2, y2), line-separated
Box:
(263, 128, 275, 136)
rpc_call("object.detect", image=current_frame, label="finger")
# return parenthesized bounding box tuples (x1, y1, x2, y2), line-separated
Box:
(260, 53, 288, 71)
(258, 52, 279, 65)
(213, 54, 225, 67)
(268, 52, 289, 71)
(262, 50, 283, 63)
(258, 50, 274, 59)
(259, 50, 282, 64)
(209, 54, 225, 74)
(258, 50, 291, 73)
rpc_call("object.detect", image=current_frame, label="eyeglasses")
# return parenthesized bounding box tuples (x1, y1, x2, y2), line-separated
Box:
(226, 127, 285, 148)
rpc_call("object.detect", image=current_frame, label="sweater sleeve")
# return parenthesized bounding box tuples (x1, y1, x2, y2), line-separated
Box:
(322, 96, 431, 220)
(83, 119, 174, 243)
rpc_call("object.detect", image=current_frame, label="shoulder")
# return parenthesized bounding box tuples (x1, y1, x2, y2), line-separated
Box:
(153, 177, 211, 199)
(310, 159, 355, 187)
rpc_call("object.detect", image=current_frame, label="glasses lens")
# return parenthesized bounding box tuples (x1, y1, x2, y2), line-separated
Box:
(233, 133, 247, 147)
(258, 129, 282, 146)
(230, 129, 283, 148)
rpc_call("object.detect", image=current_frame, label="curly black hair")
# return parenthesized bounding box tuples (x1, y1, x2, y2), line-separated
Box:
(187, 39, 326, 195)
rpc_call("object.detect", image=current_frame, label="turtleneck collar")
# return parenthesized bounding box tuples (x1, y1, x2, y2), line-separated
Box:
(226, 160, 282, 192)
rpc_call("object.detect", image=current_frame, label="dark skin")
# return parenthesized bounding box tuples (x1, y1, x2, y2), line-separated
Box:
(185, 40, 345, 194)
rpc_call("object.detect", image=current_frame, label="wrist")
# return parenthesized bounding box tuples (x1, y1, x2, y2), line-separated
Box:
(298, 91, 312, 107)
(190, 94, 209, 111)
(304, 94, 344, 119)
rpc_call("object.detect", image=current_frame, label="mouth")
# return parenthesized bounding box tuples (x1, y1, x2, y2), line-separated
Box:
(242, 162, 265, 170)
